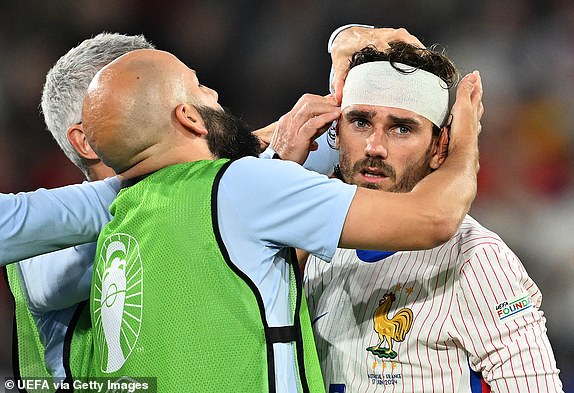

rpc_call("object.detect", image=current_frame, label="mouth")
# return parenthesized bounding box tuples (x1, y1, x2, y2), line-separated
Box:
(359, 167, 389, 183)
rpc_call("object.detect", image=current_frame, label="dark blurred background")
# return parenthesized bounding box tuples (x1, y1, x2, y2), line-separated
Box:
(0, 0, 572, 390)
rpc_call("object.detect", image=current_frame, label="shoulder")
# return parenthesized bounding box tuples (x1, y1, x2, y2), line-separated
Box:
(453, 215, 510, 257)
(221, 157, 355, 196)
(224, 156, 318, 177)
(449, 216, 528, 284)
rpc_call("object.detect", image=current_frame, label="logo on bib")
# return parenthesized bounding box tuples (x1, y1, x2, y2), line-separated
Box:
(93, 233, 143, 373)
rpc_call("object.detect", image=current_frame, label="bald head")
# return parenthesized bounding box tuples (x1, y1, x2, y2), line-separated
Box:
(82, 49, 219, 173)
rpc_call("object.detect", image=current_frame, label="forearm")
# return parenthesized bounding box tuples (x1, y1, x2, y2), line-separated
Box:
(408, 70, 482, 243)
(411, 139, 479, 240)
(0, 178, 118, 265)
(17, 243, 94, 311)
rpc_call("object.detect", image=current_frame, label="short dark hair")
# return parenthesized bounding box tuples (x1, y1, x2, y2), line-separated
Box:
(348, 42, 458, 136)
(328, 41, 458, 148)
(349, 42, 459, 89)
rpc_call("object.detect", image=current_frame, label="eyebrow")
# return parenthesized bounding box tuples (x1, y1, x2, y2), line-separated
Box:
(344, 109, 377, 120)
(387, 114, 422, 127)
(344, 109, 423, 127)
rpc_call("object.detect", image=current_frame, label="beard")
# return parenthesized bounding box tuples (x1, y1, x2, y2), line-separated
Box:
(338, 143, 434, 193)
(196, 105, 261, 160)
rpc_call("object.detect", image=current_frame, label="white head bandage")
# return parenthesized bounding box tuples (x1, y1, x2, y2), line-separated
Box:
(341, 61, 449, 127)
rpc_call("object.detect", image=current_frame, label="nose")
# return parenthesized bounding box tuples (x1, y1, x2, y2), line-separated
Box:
(207, 86, 218, 101)
(365, 130, 388, 159)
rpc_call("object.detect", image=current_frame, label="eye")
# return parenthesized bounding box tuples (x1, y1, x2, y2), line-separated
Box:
(352, 118, 370, 129)
(393, 125, 411, 135)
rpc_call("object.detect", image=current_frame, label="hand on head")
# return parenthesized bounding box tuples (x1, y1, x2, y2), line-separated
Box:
(270, 93, 340, 164)
(447, 70, 484, 155)
(330, 26, 425, 103)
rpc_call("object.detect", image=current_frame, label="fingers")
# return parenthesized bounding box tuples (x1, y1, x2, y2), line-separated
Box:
(452, 71, 481, 115)
(448, 70, 483, 151)
(330, 26, 424, 102)
(270, 93, 340, 164)
(292, 94, 339, 124)
(332, 72, 346, 104)
(369, 27, 424, 49)
(301, 111, 340, 141)
(469, 71, 484, 122)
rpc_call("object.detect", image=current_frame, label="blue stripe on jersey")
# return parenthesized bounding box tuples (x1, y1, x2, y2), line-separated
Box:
(356, 249, 396, 262)
(470, 367, 491, 392)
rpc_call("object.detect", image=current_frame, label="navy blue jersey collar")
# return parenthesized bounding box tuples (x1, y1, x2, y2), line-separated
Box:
(356, 249, 396, 262)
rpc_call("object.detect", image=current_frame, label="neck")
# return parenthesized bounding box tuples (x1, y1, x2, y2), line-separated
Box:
(118, 141, 214, 180)
(88, 161, 117, 181)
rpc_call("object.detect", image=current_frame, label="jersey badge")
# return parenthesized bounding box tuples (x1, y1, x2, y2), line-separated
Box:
(366, 292, 413, 359)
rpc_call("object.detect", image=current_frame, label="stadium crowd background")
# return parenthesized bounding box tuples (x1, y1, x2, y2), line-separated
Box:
(0, 0, 572, 390)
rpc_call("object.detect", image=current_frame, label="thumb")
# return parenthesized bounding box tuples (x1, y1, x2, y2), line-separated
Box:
(450, 71, 478, 116)
(458, 72, 478, 97)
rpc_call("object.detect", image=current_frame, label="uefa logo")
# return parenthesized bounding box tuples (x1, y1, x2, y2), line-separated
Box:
(93, 233, 143, 373)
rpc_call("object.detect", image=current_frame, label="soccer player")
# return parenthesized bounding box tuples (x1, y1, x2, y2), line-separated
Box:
(298, 44, 564, 392)
(77, 45, 481, 391)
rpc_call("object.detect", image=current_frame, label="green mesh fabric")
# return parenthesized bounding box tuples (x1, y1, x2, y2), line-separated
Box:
(6, 264, 53, 392)
(287, 256, 325, 393)
(299, 289, 325, 392)
(6, 264, 97, 389)
(68, 303, 95, 379)
(91, 159, 326, 392)
(91, 160, 268, 391)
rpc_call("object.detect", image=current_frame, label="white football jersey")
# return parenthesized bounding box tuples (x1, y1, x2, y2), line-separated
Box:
(304, 216, 563, 393)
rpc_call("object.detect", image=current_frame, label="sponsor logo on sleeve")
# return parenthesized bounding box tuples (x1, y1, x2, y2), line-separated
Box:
(495, 295, 532, 322)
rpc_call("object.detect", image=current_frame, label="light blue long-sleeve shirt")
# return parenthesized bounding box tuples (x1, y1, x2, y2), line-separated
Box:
(0, 177, 120, 265)
(3, 177, 119, 378)
(16, 158, 356, 391)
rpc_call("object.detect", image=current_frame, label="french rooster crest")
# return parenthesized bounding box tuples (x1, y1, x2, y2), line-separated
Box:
(367, 292, 413, 359)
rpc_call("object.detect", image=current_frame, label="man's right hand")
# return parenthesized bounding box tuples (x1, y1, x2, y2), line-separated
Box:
(270, 94, 340, 164)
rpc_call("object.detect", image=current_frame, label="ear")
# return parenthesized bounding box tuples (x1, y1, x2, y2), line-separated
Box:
(67, 123, 99, 160)
(175, 103, 208, 137)
(429, 127, 449, 169)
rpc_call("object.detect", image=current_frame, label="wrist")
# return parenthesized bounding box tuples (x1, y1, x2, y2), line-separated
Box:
(327, 24, 374, 53)
(259, 146, 278, 160)
(328, 24, 374, 92)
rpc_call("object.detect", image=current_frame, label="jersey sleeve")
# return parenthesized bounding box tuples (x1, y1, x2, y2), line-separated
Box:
(16, 243, 95, 312)
(218, 157, 357, 261)
(0, 177, 119, 265)
(451, 241, 564, 392)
